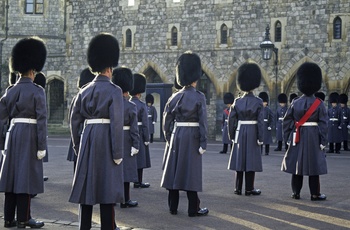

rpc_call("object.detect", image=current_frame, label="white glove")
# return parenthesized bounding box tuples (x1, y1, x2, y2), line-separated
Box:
(267, 127, 272, 130)
(37, 150, 46, 160)
(347, 125, 350, 129)
(320, 144, 326, 150)
(199, 147, 206, 154)
(152, 121, 156, 124)
(338, 126, 342, 129)
(113, 158, 123, 165)
(131, 147, 139, 156)
(257, 140, 263, 145)
(144, 142, 150, 146)
(1, 150, 5, 157)
(286, 141, 291, 146)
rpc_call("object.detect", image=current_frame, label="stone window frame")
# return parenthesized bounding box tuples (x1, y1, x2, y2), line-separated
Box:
(329, 14, 349, 43)
(216, 21, 232, 48)
(270, 18, 286, 46)
(167, 24, 181, 50)
(171, 27, 178, 46)
(123, 0, 140, 10)
(333, 16, 342, 40)
(125, 29, 132, 48)
(122, 26, 136, 50)
(220, 24, 228, 45)
(166, 0, 184, 7)
(274, 21, 282, 42)
(25, 0, 44, 15)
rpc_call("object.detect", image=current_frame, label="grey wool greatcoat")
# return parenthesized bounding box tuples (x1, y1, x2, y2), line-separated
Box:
(340, 106, 350, 141)
(262, 106, 274, 145)
(147, 105, 157, 134)
(328, 106, 343, 143)
(122, 98, 139, 182)
(276, 105, 287, 141)
(228, 92, 263, 172)
(281, 95, 328, 176)
(66, 95, 77, 162)
(69, 75, 124, 205)
(0, 77, 47, 195)
(161, 86, 207, 192)
(130, 96, 151, 169)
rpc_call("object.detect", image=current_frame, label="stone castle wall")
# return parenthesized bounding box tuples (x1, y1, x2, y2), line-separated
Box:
(1, 0, 350, 139)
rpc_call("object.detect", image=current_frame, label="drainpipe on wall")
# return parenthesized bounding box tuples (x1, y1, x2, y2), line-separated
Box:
(0, 0, 9, 92)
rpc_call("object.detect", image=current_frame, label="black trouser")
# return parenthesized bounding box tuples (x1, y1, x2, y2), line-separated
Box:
(291, 174, 320, 196)
(235, 171, 255, 191)
(124, 182, 130, 203)
(343, 141, 348, 150)
(329, 143, 341, 152)
(4, 193, 31, 222)
(168, 189, 200, 215)
(276, 141, 288, 150)
(221, 144, 232, 153)
(79, 204, 116, 230)
(261, 144, 269, 154)
(137, 169, 143, 183)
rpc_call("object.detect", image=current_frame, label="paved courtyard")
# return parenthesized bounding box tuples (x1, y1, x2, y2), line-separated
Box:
(1, 137, 349, 229)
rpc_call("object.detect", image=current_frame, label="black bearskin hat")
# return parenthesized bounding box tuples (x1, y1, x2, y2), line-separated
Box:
(237, 63, 261, 92)
(339, 93, 348, 104)
(34, 72, 46, 89)
(10, 36, 47, 74)
(78, 68, 95, 89)
(297, 62, 322, 96)
(9, 72, 18, 85)
(176, 51, 202, 87)
(174, 78, 183, 90)
(258, 92, 269, 103)
(278, 93, 288, 103)
(129, 73, 146, 95)
(87, 33, 120, 73)
(223, 92, 234, 104)
(112, 67, 134, 93)
(329, 92, 339, 103)
(146, 94, 154, 104)
(314, 92, 325, 101)
(289, 93, 298, 103)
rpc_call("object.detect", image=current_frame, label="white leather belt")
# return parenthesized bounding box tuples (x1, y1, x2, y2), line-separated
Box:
(12, 118, 37, 124)
(123, 126, 130, 130)
(175, 122, 199, 127)
(4, 118, 37, 151)
(235, 120, 257, 143)
(302, 122, 318, 126)
(85, 118, 110, 125)
(329, 118, 338, 121)
(137, 122, 142, 125)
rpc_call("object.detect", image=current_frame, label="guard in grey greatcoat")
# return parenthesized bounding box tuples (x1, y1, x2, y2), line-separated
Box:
(69, 33, 124, 230)
(66, 68, 95, 173)
(146, 94, 157, 143)
(339, 94, 350, 151)
(220, 93, 234, 154)
(258, 92, 274, 155)
(327, 92, 342, 154)
(0, 37, 47, 228)
(228, 63, 263, 196)
(281, 62, 328, 201)
(275, 93, 288, 151)
(112, 67, 140, 208)
(130, 73, 151, 188)
(161, 51, 209, 217)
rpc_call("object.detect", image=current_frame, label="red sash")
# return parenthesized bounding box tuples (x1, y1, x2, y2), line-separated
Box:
(224, 108, 229, 116)
(294, 98, 321, 144)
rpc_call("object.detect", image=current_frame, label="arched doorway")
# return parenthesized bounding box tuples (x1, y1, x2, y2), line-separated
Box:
(47, 79, 64, 124)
